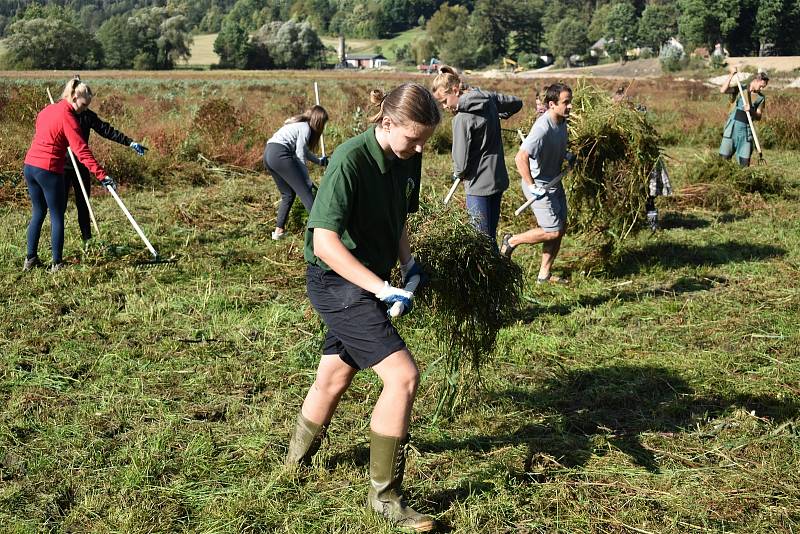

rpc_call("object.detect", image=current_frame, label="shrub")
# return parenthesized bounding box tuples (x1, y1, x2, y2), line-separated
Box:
(659, 43, 687, 72)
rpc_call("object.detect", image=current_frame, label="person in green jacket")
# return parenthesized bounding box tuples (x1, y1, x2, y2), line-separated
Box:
(719, 67, 768, 167)
(285, 83, 441, 533)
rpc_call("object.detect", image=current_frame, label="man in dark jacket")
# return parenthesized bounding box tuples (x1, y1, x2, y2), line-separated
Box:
(66, 106, 147, 244)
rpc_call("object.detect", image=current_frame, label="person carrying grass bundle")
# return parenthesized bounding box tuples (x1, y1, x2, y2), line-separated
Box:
(285, 83, 440, 533)
(501, 83, 574, 285)
(263, 105, 329, 240)
(719, 67, 768, 167)
(62, 75, 147, 247)
(431, 65, 522, 245)
(22, 77, 116, 273)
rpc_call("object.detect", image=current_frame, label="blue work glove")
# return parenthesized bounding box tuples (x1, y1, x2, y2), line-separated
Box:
(526, 182, 546, 200)
(565, 151, 577, 168)
(319, 156, 329, 167)
(100, 176, 117, 191)
(400, 256, 429, 289)
(375, 282, 414, 317)
(130, 142, 148, 156)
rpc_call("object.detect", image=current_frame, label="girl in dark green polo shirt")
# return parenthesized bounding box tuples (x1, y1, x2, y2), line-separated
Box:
(286, 83, 441, 532)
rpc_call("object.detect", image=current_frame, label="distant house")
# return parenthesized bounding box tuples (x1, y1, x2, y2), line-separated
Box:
(345, 54, 389, 68)
(590, 37, 609, 58)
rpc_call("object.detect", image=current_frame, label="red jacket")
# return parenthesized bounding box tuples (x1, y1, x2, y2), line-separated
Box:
(24, 99, 107, 180)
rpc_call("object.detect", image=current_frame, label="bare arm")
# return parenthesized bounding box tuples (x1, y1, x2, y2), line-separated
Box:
(313, 228, 385, 294)
(753, 100, 764, 121)
(721, 67, 737, 93)
(515, 148, 535, 187)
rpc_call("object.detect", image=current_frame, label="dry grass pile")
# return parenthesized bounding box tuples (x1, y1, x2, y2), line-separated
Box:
(566, 82, 663, 267)
(671, 156, 786, 211)
(407, 201, 523, 418)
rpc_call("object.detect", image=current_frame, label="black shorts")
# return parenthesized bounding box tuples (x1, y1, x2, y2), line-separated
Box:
(306, 264, 407, 370)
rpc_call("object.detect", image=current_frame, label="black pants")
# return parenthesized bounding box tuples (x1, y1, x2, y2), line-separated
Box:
(24, 164, 67, 263)
(65, 165, 93, 241)
(263, 143, 314, 229)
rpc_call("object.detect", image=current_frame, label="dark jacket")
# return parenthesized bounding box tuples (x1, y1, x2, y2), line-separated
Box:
(452, 89, 522, 196)
(65, 109, 132, 171)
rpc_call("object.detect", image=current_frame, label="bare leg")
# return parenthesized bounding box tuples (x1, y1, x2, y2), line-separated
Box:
(539, 235, 563, 279)
(301, 354, 357, 425)
(370, 349, 420, 437)
(508, 227, 561, 248)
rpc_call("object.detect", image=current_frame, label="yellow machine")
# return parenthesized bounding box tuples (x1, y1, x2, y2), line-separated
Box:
(502, 57, 524, 74)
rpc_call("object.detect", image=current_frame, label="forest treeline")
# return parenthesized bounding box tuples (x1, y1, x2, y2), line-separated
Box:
(1, 0, 798, 70)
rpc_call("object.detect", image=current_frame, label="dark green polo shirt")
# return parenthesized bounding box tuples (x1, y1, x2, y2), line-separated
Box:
(304, 125, 421, 280)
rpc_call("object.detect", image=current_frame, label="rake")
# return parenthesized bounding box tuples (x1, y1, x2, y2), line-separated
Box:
(733, 67, 766, 166)
(105, 185, 176, 266)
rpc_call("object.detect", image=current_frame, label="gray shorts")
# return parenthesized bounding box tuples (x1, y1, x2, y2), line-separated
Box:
(522, 179, 567, 233)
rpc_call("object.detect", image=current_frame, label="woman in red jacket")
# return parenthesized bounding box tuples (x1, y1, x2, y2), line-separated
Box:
(23, 78, 115, 272)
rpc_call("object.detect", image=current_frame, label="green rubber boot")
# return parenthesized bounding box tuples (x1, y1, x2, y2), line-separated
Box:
(368, 431, 435, 532)
(285, 413, 327, 466)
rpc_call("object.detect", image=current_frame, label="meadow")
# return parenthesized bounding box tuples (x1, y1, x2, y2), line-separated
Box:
(182, 28, 425, 67)
(0, 72, 799, 533)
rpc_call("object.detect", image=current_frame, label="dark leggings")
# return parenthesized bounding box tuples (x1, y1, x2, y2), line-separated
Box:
(24, 164, 67, 263)
(264, 142, 314, 229)
(466, 191, 503, 246)
(65, 165, 93, 241)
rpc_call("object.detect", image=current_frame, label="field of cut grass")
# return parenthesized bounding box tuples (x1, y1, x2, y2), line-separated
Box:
(183, 33, 219, 67)
(1, 74, 799, 532)
(185, 28, 424, 67)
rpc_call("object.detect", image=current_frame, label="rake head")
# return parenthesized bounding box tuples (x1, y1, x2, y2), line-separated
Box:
(136, 253, 177, 267)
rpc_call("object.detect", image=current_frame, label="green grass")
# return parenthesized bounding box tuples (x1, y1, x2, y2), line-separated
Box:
(1, 78, 800, 531)
(319, 27, 424, 62)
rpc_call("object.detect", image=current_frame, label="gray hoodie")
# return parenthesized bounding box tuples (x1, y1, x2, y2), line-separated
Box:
(452, 89, 522, 196)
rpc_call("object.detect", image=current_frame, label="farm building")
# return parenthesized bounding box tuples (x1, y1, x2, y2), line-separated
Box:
(345, 54, 389, 68)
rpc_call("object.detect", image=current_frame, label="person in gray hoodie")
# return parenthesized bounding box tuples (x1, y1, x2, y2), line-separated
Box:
(264, 105, 329, 240)
(432, 66, 522, 244)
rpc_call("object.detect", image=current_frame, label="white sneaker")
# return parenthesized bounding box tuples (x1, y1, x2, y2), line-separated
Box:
(271, 230, 285, 240)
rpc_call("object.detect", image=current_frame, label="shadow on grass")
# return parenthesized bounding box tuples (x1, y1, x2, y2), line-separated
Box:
(516, 274, 728, 322)
(657, 211, 748, 230)
(418, 364, 800, 498)
(610, 240, 786, 276)
(659, 212, 712, 230)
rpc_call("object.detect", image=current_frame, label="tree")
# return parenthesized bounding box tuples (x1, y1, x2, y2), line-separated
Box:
(291, 0, 336, 33)
(97, 7, 192, 69)
(3, 16, 103, 69)
(251, 20, 324, 69)
(214, 17, 251, 68)
(755, 0, 782, 55)
(96, 15, 140, 69)
(678, 0, 715, 49)
(715, 0, 740, 48)
(126, 7, 192, 69)
(506, 0, 544, 56)
(587, 3, 612, 44)
(426, 3, 470, 43)
(605, 2, 637, 61)
(638, 3, 678, 50)
(545, 17, 589, 67)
